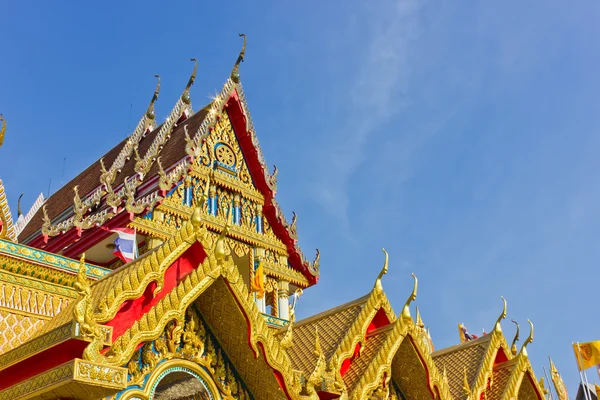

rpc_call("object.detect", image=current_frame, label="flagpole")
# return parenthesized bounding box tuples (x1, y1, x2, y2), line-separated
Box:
(580, 343, 594, 399)
(575, 342, 592, 400)
(543, 366, 554, 400)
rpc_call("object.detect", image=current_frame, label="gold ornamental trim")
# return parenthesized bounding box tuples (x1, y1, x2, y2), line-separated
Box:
(81, 206, 303, 398)
(350, 318, 451, 400)
(118, 359, 221, 400)
(0, 358, 127, 400)
(0, 360, 74, 400)
(94, 218, 199, 323)
(0, 323, 72, 370)
(73, 358, 127, 389)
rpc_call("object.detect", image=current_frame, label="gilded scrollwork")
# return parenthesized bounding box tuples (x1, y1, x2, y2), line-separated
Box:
(123, 304, 251, 400)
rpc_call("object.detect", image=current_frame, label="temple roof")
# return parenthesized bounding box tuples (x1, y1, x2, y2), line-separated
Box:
(488, 359, 518, 400)
(342, 325, 392, 392)
(432, 334, 493, 400)
(18, 109, 209, 243)
(283, 295, 368, 374)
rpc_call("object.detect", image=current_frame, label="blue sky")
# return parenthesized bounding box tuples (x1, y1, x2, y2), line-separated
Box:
(1, 0, 599, 395)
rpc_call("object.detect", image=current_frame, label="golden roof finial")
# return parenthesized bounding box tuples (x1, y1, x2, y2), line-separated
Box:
(182, 58, 198, 105)
(17, 193, 24, 217)
(191, 176, 210, 230)
(374, 248, 389, 293)
(494, 296, 507, 333)
(519, 319, 534, 357)
(443, 366, 448, 386)
(214, 207, 232, 265)
(510, 319, 520, 356)
(146, 74, 161, 119)
(463, 367, 471, 396)
(401, 273, 418, 320)
(549, 356, 557, 373)
(231, 33, 247, 84)
(0, 114, 5, 148)
(314, 327, 323, 358)
(416, 306, 424, 328)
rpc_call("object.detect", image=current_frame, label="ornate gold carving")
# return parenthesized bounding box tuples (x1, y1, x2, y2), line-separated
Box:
(494, 296, 507, 333)
(74, 358, 127, 388)
(0, 358, 74, 399)
(0, 179, 16, 242)
(550, 357, 569, 400)
(511, 319, 520, 356)
(401, 273, 417, 320)
(230, 33, 246, 84)
(374, 248, 388, 293)
(0, 324, 72, 370)
(0, 114, 5, 148)
(520, 320, 534, 357)
(73, 254, 103, 342)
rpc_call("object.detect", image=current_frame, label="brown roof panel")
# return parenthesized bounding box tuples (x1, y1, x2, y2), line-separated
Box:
(432, 335, 493, 400)
(19, 109, 208, 242)
(284, 296, 368, 374)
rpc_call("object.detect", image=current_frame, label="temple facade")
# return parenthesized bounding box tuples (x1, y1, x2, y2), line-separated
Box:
(0, 36, 570, 400)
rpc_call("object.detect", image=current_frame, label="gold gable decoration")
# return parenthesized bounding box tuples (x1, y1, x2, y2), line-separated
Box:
(0, 179, 17, 242)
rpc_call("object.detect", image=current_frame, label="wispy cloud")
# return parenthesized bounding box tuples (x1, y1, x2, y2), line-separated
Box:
(313, 0, 422, 226)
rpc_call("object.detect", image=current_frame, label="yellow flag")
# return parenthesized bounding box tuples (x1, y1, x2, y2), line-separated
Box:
(572, 341, 600, 371)
(252, 261, 265, 300)
(595, 384, 600, 400)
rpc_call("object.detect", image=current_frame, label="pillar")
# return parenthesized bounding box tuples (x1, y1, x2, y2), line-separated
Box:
(278, 280, 290, 320)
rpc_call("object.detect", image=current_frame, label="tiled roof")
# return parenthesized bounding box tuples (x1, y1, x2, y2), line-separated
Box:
(343, 326, 392, 392)
(283, 295, 368, 374)
(432, 335, 492, 400)
(18, 109, 209, 242)
(488, 360, 517, 400)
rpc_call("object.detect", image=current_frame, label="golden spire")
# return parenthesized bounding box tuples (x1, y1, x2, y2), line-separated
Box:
(0, 114, 5, 148)
(416, 306, 424, 328)
(181, 58, 198, 105)
(510, 319, 520, 356)
(231, 33, 247, 83)
(374, 248, 389, 293)
(145, 74, 161, 119)
(401, 273, 418, 320)
(519, 320, 534, 357)
(494, 296, 507, 333)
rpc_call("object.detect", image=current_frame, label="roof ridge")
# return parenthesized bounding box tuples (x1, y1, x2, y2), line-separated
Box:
(293, 293, 370, 329)
(432, 333, 493, 358)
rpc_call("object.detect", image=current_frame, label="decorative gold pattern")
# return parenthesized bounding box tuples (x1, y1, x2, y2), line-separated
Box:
(0, 180, 16, 242)
(0, 114, 5, 148)
(550, 357, 569, 400)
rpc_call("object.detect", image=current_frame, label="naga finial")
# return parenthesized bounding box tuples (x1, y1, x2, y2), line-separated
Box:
(401, 273, 418, 320)
(0, 114, 5, 148)
(182, 58, 198, 104)
(494, 296, 507, 333)
(313, 249, 320, 269)
(231, 33, 247, 83)
(146, 74, 161, 119)
(374, 248, 389, 293)
(191, 176, 210, 230)
(520, 320, 534, 357)
(214, 207, 232, 265)
(17, 193, 24, 217)
(510, 319, 520, 356)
